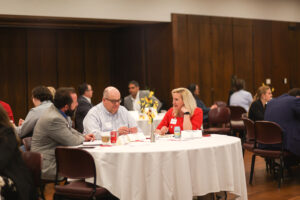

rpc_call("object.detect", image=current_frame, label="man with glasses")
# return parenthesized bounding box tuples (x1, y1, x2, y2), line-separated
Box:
(83, 86, 138, 138)
(75, 83, 93, 133)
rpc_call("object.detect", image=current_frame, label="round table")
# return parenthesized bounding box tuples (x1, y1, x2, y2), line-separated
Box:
(85, 134, 247, 200)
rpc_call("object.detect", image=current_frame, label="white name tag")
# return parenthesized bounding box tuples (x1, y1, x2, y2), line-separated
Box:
(170, 118, 177, 125)
(105, 122, 112, 128)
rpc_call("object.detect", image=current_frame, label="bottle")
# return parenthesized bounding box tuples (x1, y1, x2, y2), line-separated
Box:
(174, 126, 181, 139)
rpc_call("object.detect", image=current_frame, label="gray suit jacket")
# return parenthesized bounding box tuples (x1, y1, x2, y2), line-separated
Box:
(31, 104, 85, 180)
(124, 90, 162, 111)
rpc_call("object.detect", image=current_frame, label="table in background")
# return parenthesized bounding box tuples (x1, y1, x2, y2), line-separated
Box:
(86, 134, 247, 200)
(129, 111, 165, 136)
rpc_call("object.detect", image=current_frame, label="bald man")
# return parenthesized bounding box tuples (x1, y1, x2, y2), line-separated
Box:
(83, 86, 138, 139)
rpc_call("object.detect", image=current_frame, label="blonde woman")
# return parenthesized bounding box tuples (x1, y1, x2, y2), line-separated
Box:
(156, 88, 203, 134)
(248, 85, 272, 121)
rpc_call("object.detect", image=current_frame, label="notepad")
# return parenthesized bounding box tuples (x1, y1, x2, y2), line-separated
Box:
(82, 140, 102, 146)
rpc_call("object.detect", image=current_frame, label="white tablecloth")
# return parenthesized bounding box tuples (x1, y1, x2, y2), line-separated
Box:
(86, 134, 247, 200)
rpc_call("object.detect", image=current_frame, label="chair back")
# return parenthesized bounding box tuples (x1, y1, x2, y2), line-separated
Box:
(242, 117, 255, 141)
(55, 147, 96, 180)
(214, 101, 227, 107)
(22, 151, 42, 187)
(22, 137, 32, 151)
(208, 107, 231, 124)
(229, 106, 247, 121)
(255, 121, 283, 145)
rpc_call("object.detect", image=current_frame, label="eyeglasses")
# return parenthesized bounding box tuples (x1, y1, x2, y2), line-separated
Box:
(105, 98, 122, 104)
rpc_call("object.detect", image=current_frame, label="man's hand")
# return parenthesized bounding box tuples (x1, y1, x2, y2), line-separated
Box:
(18, 118, 24, 126)
(129, 127, 138, 134)
(155, 126, 168, 135)
(84, 133, 95, 141)
(210, 104, 218, 109)
(118, 126, 130, 135)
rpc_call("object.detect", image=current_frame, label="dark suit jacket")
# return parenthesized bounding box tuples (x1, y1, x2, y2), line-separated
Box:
(264, 94, 300, 156)
(0, 126, 37, 200)
(248, 99, 265, 122)
(75, 96, 93, 133)
(124, 90, 162, 111)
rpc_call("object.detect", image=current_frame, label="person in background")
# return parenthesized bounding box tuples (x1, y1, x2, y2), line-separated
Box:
(31, 87, 95, 181)
(124, 80, 162, 112)
(248, 85, 272, 121)
(0, 105, 37, 200)
(187, 83, 217, 123)
(264, 88, 300, 156)
(75, 83, 93, 133)
(229, 79, 253, 112)
(0, 100, 14, 123)
(16, 86, 53, 139)
(227, 75, 238, 105)
(47, 86, 56, 101)
(83, 86, 138, 138)
(155, 88, 203, 134)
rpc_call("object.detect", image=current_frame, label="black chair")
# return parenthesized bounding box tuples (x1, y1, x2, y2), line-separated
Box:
(54, 147, 116, 200)
(249, 121, 292, 188)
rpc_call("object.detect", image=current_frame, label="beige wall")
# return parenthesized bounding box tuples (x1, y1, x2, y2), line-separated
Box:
(0, 0, 300, 22)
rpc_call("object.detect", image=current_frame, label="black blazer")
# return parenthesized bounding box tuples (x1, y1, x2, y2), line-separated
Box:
(0, 126, 37, 200)
(248, 99, 265, 122)
(75, 96, 93, 133)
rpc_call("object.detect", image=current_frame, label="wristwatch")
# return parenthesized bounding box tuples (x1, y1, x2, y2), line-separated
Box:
(184, 112, 190, 115)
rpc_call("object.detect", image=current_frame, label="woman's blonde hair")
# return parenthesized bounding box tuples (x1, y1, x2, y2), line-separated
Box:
(253, 85, 270, 101)
(172, 87, 197, 117)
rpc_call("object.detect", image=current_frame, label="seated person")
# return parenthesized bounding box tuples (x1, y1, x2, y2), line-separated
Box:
(0, 100, 14, 123)
(83, 86, 138, 138)
(187, 83, 217, 123)
(264, 88, 300, 156)
(75, 83, 93, 133)
(16, 86, 53, 139)
(0, 105, 37, 200)
(124, 80, 162, 112)
(248, 85, 272, 121)
(155, 88, 203, 134)
(229, 79, 253, 112)
(31, 87, 95, 180)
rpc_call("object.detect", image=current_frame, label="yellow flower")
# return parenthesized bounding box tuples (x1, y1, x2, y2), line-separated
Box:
(149, 91, 154, 98)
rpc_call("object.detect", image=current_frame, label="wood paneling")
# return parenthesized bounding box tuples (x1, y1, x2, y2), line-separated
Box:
(57, 30, 84, 87)
(233, 19, 254, 94)
(144, 23, 174, 109)
(172, 14, 189, 88)
(27, 29, 57, 109)
(210, 18, 234, 103)
(112, 27, 146, 98)
(253, 20, 272, 92)
(0, 28, 27, 120)
(84, 31, 112, 104)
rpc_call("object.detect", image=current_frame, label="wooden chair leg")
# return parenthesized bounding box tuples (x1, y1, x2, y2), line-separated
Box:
(278, 157, 283, 188)
(249, 154, 256, 184)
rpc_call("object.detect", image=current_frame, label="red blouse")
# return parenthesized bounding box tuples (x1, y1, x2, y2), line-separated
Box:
(0, 101, 14, 122)
(156, 107, 203, 134)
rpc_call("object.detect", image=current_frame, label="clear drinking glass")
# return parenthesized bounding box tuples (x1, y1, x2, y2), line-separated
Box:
(101, 131, 111, 145)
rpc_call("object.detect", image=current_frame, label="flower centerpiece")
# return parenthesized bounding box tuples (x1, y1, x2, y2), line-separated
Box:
(139, 91, 159, 142)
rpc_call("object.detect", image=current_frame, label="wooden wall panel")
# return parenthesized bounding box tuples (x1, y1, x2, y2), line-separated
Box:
(232, 19, 254, 94)
(84, 31, 112, 104)
(0, 28, 27, 121)
(112, 27, 146, 98)
(253, 20, 272, 92)
(144, 23, 173, 109)
(197, 16, 213, 105)
(291, 27, 300, 88)
(172, 14, 189, 88)
(210, 18, 234, 103)
(57, 30, 84, 87)
(271, 22, 293, 96)
(27, 29, 57, 109)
